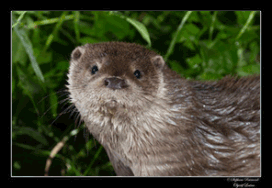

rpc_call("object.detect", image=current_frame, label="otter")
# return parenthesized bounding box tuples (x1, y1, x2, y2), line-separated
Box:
(67, 42, 260, 176)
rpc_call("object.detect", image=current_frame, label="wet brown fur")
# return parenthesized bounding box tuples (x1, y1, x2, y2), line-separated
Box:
(67, 42, 260, 176)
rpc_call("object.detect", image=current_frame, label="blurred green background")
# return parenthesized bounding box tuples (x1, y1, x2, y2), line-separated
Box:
(12, 11, 260, 176)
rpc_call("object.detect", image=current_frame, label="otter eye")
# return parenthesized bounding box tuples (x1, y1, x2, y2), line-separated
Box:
(91, 65, 98, 75)
(134, 70, 141, 79)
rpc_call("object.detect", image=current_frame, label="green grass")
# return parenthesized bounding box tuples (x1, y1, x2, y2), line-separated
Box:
(12, 11, 260, 176)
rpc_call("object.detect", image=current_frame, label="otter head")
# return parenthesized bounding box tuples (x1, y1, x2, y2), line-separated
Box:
(67, 42, 166, 120)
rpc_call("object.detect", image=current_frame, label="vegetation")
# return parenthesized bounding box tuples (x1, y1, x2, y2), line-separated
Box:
(12, 11, 260, 176)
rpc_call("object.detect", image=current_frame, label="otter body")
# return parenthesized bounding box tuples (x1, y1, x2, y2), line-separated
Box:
(67, 42, 260, 176)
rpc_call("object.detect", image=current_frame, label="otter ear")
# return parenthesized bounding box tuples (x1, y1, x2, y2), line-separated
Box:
(151, 55, 165, 69)
(71, 46, 86, 61)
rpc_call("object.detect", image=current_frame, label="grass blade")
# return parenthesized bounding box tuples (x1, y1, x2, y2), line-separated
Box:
(236, 11, 257, 40)
(126, 17, 151, 47)
(31, 14, 74, 29)
(12, 11, 27, 28)
(109, 11, 151, 47)
(15, 127, 49, 146)
(73, 11, 80, 42)
(164, 11, 192, 62)
(44, 11, 69, 52)
(13, 16, 45, 83)
(83, 145, 104, 176)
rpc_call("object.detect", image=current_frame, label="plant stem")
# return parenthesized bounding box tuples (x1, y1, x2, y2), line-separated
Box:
(164, 11, 192, 62)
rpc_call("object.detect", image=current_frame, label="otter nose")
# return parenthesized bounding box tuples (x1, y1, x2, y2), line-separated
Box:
(104, 77, 128, 89)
